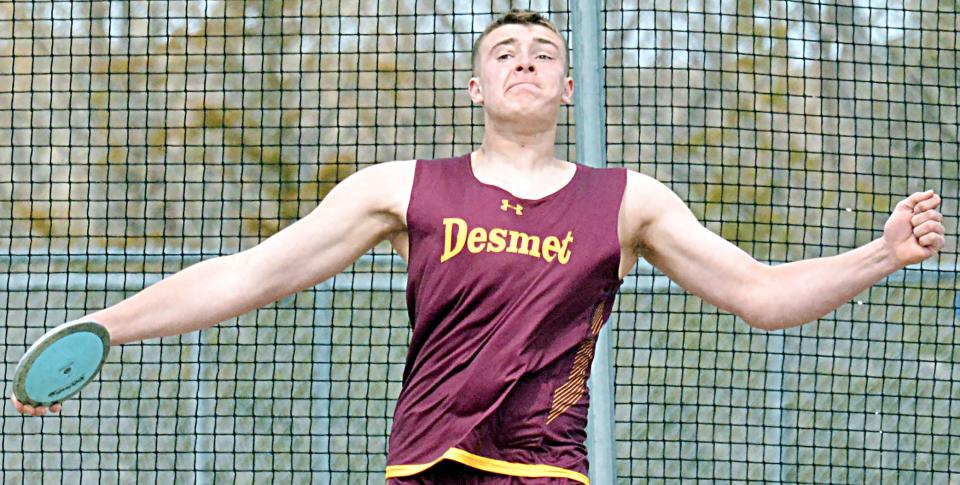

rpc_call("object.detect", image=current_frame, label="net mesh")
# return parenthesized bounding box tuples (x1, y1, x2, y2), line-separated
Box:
(1, 1, 956, 483)
(606, 1, 958, 482)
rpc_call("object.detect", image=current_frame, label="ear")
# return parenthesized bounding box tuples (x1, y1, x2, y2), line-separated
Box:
(561, 76, 574, 104)
(468, 77, 484, 105)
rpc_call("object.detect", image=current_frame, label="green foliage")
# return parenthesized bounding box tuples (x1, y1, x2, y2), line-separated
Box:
(1, 2, 956, 483)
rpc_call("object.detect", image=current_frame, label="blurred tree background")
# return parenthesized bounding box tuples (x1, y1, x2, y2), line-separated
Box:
(0, 0, 956, 483)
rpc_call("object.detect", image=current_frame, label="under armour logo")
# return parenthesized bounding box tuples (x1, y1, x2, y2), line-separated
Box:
(500, 199, 523, 216)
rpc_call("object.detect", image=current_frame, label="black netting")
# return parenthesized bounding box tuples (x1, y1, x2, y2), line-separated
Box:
(1, 1, 956, 483)
(605, 1, 957, 482)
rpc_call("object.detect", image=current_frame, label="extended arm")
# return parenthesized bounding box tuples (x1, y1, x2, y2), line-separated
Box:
(623, 171, 946, 330)
(12, 161, 414, 415)
(93, 160, 414, 344)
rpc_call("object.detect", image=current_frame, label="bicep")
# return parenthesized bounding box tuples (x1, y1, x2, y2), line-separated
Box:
(630, 175, 767, 316)
(239, 161, 413, 299)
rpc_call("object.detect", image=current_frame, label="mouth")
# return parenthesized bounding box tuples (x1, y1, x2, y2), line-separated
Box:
(507, 82, 539, 92)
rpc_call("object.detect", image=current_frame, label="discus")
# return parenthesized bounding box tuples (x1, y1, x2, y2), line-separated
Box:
(12, 320, 111, 407)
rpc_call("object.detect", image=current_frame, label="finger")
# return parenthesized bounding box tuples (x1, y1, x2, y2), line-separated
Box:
(10, 395, 23, 413)
(903, 189, 935, 205)
(913, 193, 942, 214)
(897, 190, 935, 212)
(22, 404, 35, 415)
(51, 403, 62, 413)
(33, 406, 47, 417)
(911, 210, 943, 226)
(918, 232, 945, 250)
(913, 220, 946, 238)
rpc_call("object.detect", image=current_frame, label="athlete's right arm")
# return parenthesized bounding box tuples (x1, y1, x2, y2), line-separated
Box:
(88, 159, 414, 345)
(11, 160, 414, 415)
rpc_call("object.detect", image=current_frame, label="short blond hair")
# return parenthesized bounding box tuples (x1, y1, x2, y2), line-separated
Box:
(472, 9, 568, 75)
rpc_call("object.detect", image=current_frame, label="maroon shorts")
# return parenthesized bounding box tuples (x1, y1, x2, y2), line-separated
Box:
(387, 460, 580, 485)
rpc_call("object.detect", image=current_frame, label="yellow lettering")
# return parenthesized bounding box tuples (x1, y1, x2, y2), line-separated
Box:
(487, 228, 507, 253)
(541, 236, 561, 262)
(507, 231, 541, 257)
(439, 220, 572, 264)
(557, 231, 574, 264)
(467, 227, 487, 253)
(441, 218, 467, 263)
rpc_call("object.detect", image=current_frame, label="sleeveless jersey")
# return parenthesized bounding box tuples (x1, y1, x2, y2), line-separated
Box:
(385, 154, 627, 484)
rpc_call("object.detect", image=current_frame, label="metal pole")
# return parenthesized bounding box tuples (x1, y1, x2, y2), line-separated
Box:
(570, 2, 619, 483)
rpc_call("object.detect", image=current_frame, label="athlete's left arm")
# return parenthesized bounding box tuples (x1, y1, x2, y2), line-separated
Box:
(622, 171, 946, 331)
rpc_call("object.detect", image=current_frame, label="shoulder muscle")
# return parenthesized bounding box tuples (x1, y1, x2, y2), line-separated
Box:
(621, 170, 694, 254)
(329, 160, 416, 230)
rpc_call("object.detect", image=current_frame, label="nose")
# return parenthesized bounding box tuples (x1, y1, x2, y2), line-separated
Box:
(514, 55, 535, 73)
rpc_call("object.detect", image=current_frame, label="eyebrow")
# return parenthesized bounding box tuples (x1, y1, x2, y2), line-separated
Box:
(488, 36, 561, 53)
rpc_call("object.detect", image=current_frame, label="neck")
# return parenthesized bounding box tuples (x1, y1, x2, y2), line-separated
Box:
(477, 116, 559, 170)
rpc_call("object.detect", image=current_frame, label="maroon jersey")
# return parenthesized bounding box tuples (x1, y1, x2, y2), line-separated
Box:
(386, 154, 626, 484)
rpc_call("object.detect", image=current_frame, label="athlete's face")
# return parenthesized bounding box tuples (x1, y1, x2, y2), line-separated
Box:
(468, 24, 573, 127)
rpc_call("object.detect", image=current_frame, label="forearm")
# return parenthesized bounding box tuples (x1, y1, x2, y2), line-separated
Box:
(632, 177, 944, 333)
(746, 238, 902, 330)
(85, 253, 273, 345)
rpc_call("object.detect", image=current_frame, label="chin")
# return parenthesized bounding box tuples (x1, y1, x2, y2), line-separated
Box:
(510, 100, 557, 115)
(487, 100, 559, 124)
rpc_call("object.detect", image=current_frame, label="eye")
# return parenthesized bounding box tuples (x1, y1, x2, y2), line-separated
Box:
(497, 53, 513, 61)
(537, 54, 554, 60)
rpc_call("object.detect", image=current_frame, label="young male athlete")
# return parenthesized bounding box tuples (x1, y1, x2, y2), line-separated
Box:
(11, 9, 946, 485)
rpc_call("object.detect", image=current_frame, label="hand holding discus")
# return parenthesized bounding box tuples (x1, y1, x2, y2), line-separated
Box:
(10, 320, 111, 416)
